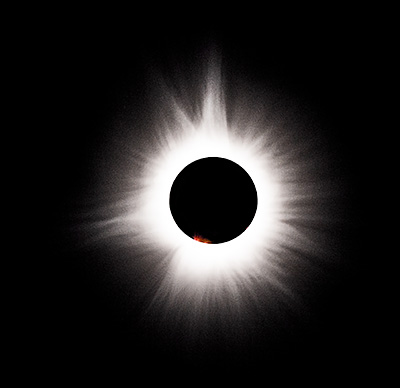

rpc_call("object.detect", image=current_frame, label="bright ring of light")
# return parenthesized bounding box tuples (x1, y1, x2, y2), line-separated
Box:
(126, 87, 284, 287)
(84, 57, 340, 336)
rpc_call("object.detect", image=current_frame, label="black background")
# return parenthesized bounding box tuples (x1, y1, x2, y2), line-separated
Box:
(21, 6, 384, 384)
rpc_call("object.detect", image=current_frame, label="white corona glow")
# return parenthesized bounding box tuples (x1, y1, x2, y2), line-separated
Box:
(123, 78, 290, 291)
(86, 57, 341, 330)
(131, 123, 282, 281)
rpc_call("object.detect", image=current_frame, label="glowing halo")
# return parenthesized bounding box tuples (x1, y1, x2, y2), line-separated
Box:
(82, 55, 343, 340)
(125, 96, 285, 284)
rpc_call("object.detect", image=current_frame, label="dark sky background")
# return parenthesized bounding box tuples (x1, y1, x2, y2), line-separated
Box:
(25, 7, 384, 384)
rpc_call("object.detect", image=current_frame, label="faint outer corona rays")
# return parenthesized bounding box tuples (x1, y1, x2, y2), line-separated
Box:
(86, 56, 340, 333)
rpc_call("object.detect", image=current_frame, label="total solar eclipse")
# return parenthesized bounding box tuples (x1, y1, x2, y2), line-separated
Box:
(169, 157, 258, 244)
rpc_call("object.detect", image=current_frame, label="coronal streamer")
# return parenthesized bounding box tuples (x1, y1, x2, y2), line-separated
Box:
(84, 55, 342, 341)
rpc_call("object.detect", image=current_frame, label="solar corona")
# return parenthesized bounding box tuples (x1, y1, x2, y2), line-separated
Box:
(86, 55, 341, 338)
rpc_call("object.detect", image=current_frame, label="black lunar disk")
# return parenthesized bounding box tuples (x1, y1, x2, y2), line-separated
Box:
(169, 157, 258, 244)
